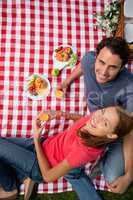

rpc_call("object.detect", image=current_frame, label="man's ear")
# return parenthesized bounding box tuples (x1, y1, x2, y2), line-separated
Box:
(120, 65, 125, 72)
(107, 133, 118, 139)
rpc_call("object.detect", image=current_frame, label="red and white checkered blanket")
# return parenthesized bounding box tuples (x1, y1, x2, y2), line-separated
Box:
(0, 0, 133, 194)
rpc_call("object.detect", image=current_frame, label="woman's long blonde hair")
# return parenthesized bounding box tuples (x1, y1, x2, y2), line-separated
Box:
(77, 106, 133, 148)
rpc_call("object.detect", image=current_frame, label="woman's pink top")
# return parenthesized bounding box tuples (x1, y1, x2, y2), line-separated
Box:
(42, 115, 103, 168)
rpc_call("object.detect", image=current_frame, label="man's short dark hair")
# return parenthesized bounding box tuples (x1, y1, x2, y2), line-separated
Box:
(96, 37, 130, 66)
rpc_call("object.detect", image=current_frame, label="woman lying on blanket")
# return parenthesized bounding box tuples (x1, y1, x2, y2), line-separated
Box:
(0, 106, 133, 200)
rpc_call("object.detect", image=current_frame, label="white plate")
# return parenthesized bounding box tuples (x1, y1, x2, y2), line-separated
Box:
(124, 0, 133, 18)
(53, 45, 78, 70)
(24, 74, 51, 100)
(125, 23, 133, 43)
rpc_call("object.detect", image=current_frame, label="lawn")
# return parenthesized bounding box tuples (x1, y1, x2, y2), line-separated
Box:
(17, 183, 133, 200)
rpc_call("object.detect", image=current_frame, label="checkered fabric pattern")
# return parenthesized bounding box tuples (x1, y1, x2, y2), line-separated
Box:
(0, 0, 133, 194)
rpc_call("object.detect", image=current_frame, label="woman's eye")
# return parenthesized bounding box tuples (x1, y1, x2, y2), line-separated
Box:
(101, 109, 105, 115)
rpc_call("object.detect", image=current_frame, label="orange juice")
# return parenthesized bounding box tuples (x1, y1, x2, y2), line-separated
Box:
(55, 89, 64, 99)
(39, 113, 49, 121)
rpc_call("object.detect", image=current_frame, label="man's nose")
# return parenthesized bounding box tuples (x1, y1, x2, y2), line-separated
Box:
(101, 66, 109, 76)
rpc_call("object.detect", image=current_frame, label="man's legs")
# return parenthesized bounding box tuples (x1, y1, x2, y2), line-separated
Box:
(65, 168, 103, 200)
(100, 140, 124, 183)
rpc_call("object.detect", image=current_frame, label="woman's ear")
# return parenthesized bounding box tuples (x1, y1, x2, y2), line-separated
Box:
(107, 133, 118, 139)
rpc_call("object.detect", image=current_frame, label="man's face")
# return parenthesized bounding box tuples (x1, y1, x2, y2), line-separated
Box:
(95, 47, 122, 84)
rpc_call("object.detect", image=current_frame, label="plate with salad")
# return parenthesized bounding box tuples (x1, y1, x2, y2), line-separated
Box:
(53, 45, 78, 70)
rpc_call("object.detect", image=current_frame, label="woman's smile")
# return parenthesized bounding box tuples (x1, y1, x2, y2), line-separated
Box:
(80, 107, 119, 138)
(90, 117, 97, 128)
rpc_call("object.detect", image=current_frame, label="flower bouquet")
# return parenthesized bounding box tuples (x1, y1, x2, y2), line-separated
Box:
(95, 0, 120, 36)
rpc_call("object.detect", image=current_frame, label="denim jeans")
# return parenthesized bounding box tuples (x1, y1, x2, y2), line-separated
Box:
(65, 167, 102, 200)
(0, 138, 124, 200)
(0, 137, 43, 191)
(100, 139, 124, 183)
(65, 140, 124, 200)
(0, 161, 18, 191)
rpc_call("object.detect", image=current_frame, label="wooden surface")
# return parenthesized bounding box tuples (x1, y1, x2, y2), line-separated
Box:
(115, 0, 133, 59)
(115, 0, 124, 38)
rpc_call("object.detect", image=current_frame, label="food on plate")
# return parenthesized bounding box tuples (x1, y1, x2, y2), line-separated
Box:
(68, 53, 78, 66)
(54, 46, 73, 62)
(39, 113, 50, 121)
(53, 45, 78, 70)
(27, 75, 48, 96)
(55, 89, 64, 99)
(51, 68, 60, 77)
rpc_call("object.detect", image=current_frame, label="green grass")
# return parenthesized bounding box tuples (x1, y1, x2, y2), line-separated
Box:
(17, 183, 133, 200)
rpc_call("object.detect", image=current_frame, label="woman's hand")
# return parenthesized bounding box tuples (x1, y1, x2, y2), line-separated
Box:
(37, 110, 62, 121)
(34, 118, 44, 140)
(34, 110, 63, 140)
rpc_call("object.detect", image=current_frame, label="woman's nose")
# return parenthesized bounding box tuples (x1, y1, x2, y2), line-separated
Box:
(95, 115, 103, 124)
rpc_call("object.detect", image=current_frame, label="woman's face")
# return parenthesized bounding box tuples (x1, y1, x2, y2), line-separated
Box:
(81, 107, 119, 138)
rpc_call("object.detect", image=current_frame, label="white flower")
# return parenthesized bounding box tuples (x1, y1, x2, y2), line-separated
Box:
(95, 0, 120, 36)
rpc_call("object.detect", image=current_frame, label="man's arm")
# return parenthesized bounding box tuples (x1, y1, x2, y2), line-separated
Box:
(108, 130, 133, 194)
(123, 130, 133, 182)
(57, 63, 83, 94)
(109, 85, 133, 193)
(131, 112, 133, 116)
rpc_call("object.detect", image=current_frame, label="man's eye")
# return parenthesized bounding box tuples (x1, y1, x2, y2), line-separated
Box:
(110, 65, 119, 70)
(104, 122, 108, 126)
(99, 60, 105, 65)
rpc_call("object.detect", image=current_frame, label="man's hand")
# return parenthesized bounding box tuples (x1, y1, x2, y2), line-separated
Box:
(130, 112, 133, 117)
(107, 174, 132, 194)
(57, 63, 83, 95)
(57, 80, 70, 96)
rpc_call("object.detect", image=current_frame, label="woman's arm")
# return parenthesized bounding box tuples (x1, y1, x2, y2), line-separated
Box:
(34, 138, 72, 182)
(37, 110, 83, 126)
(34, 118, 72, 182)
(62, 112, 83, 121)
(37, 110, 83, 124)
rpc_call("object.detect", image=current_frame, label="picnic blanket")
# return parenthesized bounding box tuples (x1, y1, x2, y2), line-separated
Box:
(0, 0, 133, 194)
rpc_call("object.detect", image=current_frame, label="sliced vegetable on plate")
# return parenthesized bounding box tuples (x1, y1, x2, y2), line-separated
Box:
(53, 45, 78, 70)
